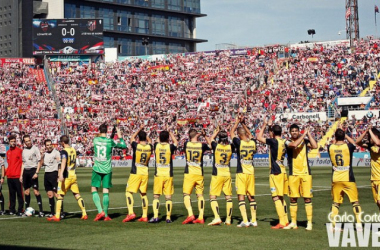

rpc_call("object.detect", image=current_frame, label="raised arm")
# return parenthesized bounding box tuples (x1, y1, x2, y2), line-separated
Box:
(114, 127, 127, 148)
(206, 125, 219, 146)
(355, 128, 369, 147)
(230, 118, 239, 139)
(130, 124, 144, 144)
(256, 119, 267, 144)
(307, 129, 318, 149)
(169, 131, 178, 147)
(369, 128, 380, 146)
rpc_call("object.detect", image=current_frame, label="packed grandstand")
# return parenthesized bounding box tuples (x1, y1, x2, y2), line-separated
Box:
(0, 38, 379, 160)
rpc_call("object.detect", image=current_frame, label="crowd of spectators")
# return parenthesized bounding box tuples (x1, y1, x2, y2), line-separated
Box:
(0, 63, 60, 147)
(1, 39, 380, 156)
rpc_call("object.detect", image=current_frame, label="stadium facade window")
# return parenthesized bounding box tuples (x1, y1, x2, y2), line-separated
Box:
(168, 16, 183, 37)
(152, 15, 166, 36)
(115, 0, 132, 4)
(151, 0, 165, 9)
(99, 8, 115, 30)
(169, 42, 184, 53)
(134, 13, 149, 34)
(152, 41, 166, 54)
(64, 3, 77, 18)
(184, 17, 192, 38)
(168, 0, 182, 11)
(80, 5, 95, 18)
(134, 0, 149, 7)
(104, 36, 115, 47)
(135, 39, 148, 55)
(118, 38, 132, 55)
(116, 10, 132, 32)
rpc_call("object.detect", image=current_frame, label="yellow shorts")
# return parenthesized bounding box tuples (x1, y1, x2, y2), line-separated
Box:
(332, 181, 359, 203)
(183, 174, 204, 195)
(209, 175, 232, 196)
(269, 173, 288, 197)
(288, 175, 313, 198)
(372, 180, 380, 202)
(58, 175, 80, 196)
(235, 173, 255, 196)
(126, 174, 148, 194)
(153, 176, 174, 195)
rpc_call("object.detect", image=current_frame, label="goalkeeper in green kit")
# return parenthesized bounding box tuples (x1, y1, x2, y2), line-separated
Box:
(92, 123, 127, 221)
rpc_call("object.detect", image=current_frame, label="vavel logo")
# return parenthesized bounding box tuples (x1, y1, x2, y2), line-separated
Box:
(327, 223, 380, 247)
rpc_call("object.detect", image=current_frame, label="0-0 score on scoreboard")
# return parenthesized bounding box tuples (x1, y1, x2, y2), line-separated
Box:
(32, 19, 104, 55)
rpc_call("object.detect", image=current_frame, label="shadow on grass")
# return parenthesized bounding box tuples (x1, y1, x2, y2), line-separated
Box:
(0, 246, 64, 250)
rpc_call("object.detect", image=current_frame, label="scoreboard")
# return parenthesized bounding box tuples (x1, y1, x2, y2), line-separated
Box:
(32, 19, 104, 55)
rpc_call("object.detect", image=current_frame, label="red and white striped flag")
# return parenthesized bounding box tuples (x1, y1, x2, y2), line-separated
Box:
(345, 7, 351, 19)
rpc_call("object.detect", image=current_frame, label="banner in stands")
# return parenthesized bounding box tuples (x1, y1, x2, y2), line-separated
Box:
(275, 112, 326, 121)
(49, 56, 92, 62)
(337, 97, 372, 106)
(105, 157, 371, 168)
(348, 110, 379, 120)
(0, 58, 35, 66)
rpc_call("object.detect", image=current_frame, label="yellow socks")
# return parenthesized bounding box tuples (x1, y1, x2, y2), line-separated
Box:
(330, 204, 339, 227)
(250, 201, 257, 223)
(198, 196, 205, 220)
(153, 199, 159, 218)
(76, 196, 86, 216)
(305, 202, 313, 224)
(282, 200, 289, 224)
(210, 199, 220, 219)
(126, 192, 134, 215)
(184, 195, 193, 217)
(239, 201, 248, 223)
(290, 202, 298, 224)
(353, 203, 362, 223)
(226, 199, 233, 222)
(166, 200, 173, 220)
(274, 199, 286, 225)
(141, 195, 148, 218)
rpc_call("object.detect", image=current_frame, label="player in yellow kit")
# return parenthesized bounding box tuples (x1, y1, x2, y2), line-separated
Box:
(231, 116, 257, 228)
(206, 125, 235, 226)
(182, 129, 210, 225)
(47, 135, 87, 221)
(327, 127, 362, 231)
(123, 125, 153, 223)
(356, 126, 380, 212)
(284, 124, 317, 231)
(257, 118, 289, 229)
(149, 128, 178, 223)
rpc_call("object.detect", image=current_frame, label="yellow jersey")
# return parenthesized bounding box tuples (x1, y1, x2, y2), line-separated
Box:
(286, 139, 311, 175)
(232, 137, 256, 175)
(131, 141, 153, 176)
(154, 142, 177, 177)
(60, 146, 76, 178)
(211, 141, 235, 177)
(266, 138, 287, 174)
(328, 143, 356, 182)
(368, 143, 380, 181)
(184, 141, 210, 176)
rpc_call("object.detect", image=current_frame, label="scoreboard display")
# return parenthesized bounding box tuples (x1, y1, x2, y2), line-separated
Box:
(32, 19, 104, 55)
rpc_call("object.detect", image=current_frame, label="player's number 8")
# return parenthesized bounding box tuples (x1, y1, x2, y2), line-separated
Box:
(140, 153, 147, 164)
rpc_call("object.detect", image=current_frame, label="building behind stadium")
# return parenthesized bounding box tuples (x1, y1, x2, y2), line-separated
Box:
(0, 0, 207, 57)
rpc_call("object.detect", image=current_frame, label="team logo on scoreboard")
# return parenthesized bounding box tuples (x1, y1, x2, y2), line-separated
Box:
(40, 21, 49, 32)
(87, 20, 96, 31)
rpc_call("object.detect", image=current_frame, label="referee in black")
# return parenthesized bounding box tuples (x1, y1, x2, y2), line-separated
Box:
(41, 139, 61, 217)
(20, 135, 44, 217)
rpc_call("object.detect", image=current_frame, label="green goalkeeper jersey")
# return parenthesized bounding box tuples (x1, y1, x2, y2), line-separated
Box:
(93, 136, 127, 174)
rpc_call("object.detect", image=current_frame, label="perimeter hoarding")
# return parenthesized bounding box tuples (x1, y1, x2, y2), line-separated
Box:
(32, 19, 104, 55)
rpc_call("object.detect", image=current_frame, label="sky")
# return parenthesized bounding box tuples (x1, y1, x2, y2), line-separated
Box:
(197, 0, 380, 51)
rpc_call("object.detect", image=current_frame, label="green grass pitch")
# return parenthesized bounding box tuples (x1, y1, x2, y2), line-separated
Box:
(0, 166, 377, 249)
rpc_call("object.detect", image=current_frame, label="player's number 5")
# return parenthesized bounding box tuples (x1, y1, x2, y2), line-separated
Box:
(159, 153, 166, 164)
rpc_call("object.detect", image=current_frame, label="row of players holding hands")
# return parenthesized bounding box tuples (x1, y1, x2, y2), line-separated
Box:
(2, 117, 380, 230)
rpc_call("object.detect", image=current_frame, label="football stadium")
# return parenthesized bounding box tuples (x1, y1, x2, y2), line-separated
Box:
(1, 0, 380, 249)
